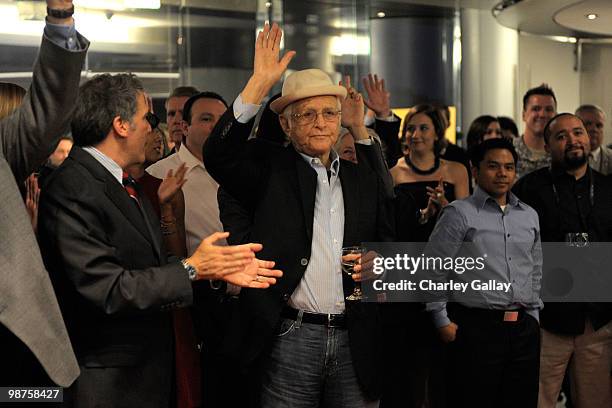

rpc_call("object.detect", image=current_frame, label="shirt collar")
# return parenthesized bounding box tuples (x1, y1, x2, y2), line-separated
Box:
(473, 185, 522, 211)
(82, 146, 123, 185)
(177, 144, 205, 171)
(298, 149, 340, 176)
(591, 146, 601, 158)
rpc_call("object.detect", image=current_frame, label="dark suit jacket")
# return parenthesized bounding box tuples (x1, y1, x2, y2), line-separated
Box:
(0, 34, 88, 387)
(38, 146, 194, 407)
(203, 108, 395, 400)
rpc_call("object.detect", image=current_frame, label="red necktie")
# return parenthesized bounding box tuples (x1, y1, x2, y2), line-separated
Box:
(122, 172, 139, 201)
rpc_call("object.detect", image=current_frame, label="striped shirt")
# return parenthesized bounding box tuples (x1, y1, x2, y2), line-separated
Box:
(288, 150, 346, 314)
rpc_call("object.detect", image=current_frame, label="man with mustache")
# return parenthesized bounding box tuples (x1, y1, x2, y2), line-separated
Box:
(513, 84, 557, 178)
(513, 113, 612, 408)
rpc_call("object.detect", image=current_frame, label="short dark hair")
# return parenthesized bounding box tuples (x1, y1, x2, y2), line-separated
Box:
(466, 115, 498, 151)
(182, 91, 228, 125)
(497, 116, 519, 138)
(542, 112, 586, 144)
(71, 74, 144, 147)
(401, 104, 447, 155)
(470, 137, 518, 169)
(522, 84, 557, 111)
(167, 86, 199, 100)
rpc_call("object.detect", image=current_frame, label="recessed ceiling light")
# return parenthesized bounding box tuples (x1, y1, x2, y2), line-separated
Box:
(586, 13, 598, 20)
(377, 11, 386, 18)
(265, 2, 271, 8)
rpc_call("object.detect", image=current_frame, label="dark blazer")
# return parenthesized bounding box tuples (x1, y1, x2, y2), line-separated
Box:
(38, 146, 194, 407)
(513, 167, 612, 335)
(0, 34, 88, 387)
(203, 108, 395, 400)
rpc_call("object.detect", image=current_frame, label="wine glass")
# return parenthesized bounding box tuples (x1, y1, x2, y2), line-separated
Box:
(342, 246, 365, 301)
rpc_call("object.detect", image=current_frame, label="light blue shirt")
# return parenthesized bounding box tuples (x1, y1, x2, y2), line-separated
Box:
(287, 150, 346, 314)
(44, 21, 81, 51)
(427, 186, 543, 328)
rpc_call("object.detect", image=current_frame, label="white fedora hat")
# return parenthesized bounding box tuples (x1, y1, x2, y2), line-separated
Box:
(270, 69, 347, 114)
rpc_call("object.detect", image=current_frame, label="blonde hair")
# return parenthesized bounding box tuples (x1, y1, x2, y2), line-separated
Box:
(0, 82, 26, 120)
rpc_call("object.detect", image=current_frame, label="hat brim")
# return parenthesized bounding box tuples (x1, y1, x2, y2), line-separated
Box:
(270, 85, 347, 114)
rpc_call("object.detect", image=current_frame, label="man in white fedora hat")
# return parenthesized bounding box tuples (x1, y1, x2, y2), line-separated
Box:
(203, 23, 394, 408)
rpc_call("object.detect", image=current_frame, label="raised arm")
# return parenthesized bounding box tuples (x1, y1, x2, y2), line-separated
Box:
(0, 0, 88, 183)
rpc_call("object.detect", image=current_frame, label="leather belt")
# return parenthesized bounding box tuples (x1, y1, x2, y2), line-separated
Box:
(282, 306, 347, 328)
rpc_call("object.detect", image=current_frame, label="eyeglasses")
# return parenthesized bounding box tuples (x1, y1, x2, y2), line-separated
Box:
(145, 112, 160, 130)
(291, 109, 341, 125)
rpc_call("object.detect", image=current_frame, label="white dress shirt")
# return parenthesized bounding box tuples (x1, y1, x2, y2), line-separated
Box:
(146, 145, 225, 256)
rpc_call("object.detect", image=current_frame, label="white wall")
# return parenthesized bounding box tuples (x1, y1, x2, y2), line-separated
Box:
(580, 43, 612, 146)
(460, 8, 518, 132)
(517, 35, 580, 133)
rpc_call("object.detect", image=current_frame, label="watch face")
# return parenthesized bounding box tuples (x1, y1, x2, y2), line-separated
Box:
(188, 268, 197, 281)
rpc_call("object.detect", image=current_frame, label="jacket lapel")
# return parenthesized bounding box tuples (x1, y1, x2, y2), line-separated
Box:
(71, 147, 158, 251)
(291, 147, 317, 242)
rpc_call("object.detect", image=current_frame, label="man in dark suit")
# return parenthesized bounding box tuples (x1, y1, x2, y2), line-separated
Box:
(0, 0, 89, 387)
(37, 73, 282, 407)
(203, 23, 394, 407)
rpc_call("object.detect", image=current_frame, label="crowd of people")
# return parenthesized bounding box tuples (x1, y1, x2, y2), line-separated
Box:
(0, 3, 610, 408)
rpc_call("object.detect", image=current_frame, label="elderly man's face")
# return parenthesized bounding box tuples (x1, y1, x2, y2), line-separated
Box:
(281, 95, 341, 159)
(577, 109, 605, 151)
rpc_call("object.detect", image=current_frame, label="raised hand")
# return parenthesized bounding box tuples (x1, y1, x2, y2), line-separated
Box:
(222, 258, 283, 289)
(157, 163, 188, 205)
(339, 75, 366, 130)
(242, 23, 296, 105)
(362, 73, 391, 118)
(425, 177, 449, 208)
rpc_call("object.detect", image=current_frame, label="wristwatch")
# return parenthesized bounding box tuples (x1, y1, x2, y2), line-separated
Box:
(181, 259, 197, 281)
(47, 5, 75, 19)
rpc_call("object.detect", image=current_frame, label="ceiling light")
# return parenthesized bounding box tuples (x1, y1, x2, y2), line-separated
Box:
(586, 13, 598, 20)
(377, 11, 385, 18)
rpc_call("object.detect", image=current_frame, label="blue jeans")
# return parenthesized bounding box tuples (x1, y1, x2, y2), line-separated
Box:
(260, 316, 379, 408)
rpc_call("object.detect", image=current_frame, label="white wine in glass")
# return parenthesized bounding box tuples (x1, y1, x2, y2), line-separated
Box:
(341, 246, 364, 301)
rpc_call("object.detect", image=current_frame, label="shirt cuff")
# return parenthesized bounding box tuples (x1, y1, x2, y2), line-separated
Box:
(44, 21, 80, 51)
(233, 94, 261, 124)
(355, 138, 373, 145)
(364, 115, 375, 127)
(376, 113, 398, 122)
(429, 305, 451, 328)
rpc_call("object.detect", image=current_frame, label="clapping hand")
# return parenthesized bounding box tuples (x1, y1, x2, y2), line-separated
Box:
(362, 73, 391, 118)
(186, 232, 283, 287)
(425, 177, 449, 208)
(25, 173, 40, 232)
(157, 163, 188, 205)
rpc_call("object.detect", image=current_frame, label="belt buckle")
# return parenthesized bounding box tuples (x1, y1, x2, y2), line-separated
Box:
(503, 311, 519, 322)
(327, 313, 340, 328)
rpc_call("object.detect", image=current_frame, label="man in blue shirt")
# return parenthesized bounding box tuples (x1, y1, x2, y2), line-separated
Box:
(428, 138, 542, 407)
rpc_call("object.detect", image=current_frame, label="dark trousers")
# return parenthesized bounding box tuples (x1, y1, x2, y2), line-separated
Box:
(446, 305, 540, 408)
